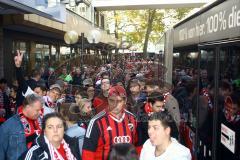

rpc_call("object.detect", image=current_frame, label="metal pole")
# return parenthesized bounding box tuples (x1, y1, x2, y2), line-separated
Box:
(81, 32, 84, 69)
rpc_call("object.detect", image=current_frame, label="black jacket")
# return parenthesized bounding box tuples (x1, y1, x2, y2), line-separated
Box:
(19, 134, 81, 160)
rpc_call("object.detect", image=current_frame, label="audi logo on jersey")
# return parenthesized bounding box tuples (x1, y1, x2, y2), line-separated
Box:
(113, 136, 131, 144)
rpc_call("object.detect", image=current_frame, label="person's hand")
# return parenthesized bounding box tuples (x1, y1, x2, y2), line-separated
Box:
(14, 50, 23, 68)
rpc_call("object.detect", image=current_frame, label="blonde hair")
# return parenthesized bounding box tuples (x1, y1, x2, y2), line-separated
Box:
(77, 98, 92, 111)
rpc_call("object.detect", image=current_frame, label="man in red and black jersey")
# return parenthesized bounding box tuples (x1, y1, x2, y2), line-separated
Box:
(82, 85, 142, 160)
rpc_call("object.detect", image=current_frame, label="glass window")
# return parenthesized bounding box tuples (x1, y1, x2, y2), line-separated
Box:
(197, 48, 216, 160)
(35, 44, 50, 68)
(66, 3, 91, 21)
(218, 43, 240, 159)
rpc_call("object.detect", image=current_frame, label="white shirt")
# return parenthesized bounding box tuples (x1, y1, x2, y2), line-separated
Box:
(140, 138, 191, 160)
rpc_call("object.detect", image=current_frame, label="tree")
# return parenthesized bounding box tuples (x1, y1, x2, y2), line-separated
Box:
(104, 8, 192, 57)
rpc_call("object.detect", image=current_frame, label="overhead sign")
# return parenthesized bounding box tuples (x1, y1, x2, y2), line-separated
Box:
(174, 0, 240, 47)
(221, 123, 235, 153)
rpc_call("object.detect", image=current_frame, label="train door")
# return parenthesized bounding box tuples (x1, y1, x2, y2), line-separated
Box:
(197, 46, 216, 160)
(217, 41, 240, 160)
(197, 41, 240, 160)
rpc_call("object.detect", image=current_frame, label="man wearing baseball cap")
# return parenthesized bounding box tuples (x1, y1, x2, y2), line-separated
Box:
(42, 83, 62, 115)
(82, 85, 142, 160)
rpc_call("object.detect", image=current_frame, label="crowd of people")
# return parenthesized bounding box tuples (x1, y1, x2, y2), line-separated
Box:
(0, 50, 239, 160)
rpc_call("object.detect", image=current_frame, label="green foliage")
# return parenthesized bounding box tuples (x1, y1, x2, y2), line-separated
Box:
(174, 8, 193, 20)
(104, 8, 192, 51)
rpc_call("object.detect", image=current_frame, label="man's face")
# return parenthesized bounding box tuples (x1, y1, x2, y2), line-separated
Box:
(201, 70, 208, 79)
(36, 74, 41, 81)
(62, 68, 67, 74)
(25, 100, 43, 120)
(148, 120, 170, 146)
(108, 96, 126, 115)
(49, 89, 61, 102)
(129, 83, 140, 95)
(80, 101, 92, 115)
(145, 85, 155, 96)
(151, 101, 164, 113)
(101, 79, 110, 91)
(34, 87, 44, 96)
(87, 87, 95, 99)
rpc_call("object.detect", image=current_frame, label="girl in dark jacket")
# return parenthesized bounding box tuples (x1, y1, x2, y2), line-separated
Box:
(20, 112, 81, 160)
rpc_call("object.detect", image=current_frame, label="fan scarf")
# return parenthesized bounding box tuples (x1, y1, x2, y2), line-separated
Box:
(201, 88, 213, 110)
(44, 136, 77, 160)
(18, 106, 42, 148)
(44, 96, 56, 108)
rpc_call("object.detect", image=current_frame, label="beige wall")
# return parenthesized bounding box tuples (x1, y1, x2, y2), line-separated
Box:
(23, 10, 117, 44)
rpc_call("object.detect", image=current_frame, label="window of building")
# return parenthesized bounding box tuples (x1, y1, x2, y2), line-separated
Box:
(35, 44, 50, 68)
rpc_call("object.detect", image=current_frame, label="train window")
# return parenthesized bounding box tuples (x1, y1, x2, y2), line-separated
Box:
(197, 48, 216, 160)
(219, 45, 240, 82)
(218, 43, 240, 159)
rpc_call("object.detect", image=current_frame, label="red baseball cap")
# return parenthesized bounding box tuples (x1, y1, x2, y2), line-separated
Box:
(108, 85, 126, 98)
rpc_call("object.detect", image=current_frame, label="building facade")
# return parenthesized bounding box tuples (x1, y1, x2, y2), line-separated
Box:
(0, 0, 116, 82)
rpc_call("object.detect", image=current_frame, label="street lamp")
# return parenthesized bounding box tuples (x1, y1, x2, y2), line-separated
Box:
(64, 30, 85, 68)
(86, 29, 102, 44)
(86, 28, 102, 65)
(64, 30, 79, 44)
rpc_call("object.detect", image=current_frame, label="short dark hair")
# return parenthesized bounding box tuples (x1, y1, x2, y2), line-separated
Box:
(145, 80, 158, 87)
(36, 83, 47, 92)
(148, 111, 174, 129)
(101, 72, 109, 78)
(22, 94, 43, 108)
(42, 112, 67, 132)
(147, 92, 164, 104)
(31, 69, 41, 78)
(108, 143, 138, 160)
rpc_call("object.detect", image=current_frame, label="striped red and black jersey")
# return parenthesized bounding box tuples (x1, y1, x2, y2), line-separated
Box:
(82, 109, 138, 160)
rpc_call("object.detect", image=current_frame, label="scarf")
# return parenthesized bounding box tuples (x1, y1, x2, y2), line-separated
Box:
(18, 106, 42, 148)
(44, 136, 77, 160)
(163, 92, 170, 104)
(44, 96, 56, 108)
(201, 88, 213, 110)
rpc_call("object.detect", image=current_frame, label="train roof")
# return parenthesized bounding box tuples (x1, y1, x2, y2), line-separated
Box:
(174, 0, 223, 28)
